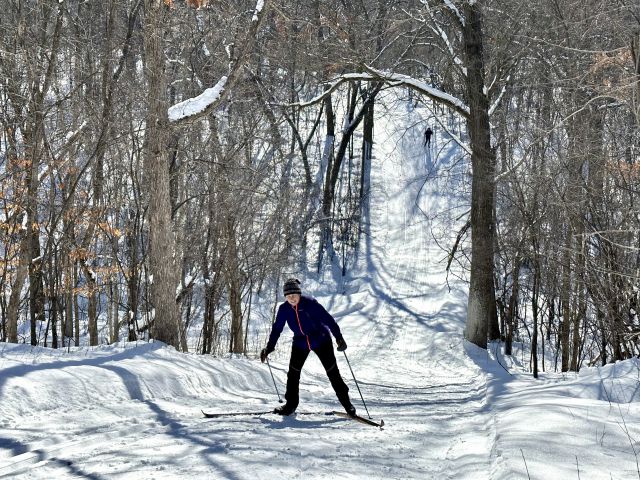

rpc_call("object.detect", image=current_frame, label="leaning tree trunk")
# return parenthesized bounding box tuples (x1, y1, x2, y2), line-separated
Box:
(462, 3, 497, 349)
(318, 84, 381, 272)
(316, 94, 336, 271)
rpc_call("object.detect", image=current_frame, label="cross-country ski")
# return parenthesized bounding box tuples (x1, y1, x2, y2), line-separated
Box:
(201, 409, 384, 429)
(331, 411, 385, 429)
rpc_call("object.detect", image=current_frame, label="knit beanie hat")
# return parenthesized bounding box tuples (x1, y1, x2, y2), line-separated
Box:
(283, 278, 302, 296)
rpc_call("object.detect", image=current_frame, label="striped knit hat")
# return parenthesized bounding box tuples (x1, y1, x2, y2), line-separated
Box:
(283, 278, 302, 296)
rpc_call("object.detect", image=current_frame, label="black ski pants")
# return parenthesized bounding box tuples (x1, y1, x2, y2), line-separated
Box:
(284, 340, 351, 411)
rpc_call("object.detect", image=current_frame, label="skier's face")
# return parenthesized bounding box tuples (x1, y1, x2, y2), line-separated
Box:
(286, 294, 301, 306)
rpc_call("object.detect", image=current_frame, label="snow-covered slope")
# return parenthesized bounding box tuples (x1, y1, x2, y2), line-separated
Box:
(1, 95, 640, 479)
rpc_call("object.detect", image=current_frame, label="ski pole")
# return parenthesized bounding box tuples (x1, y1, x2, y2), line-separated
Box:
(342, 351, 371, 418)
(265, 357, 284, 403)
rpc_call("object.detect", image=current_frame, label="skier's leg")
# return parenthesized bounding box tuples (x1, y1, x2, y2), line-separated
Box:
(280, 345, 309, 413)
(314, 341, 354, 414)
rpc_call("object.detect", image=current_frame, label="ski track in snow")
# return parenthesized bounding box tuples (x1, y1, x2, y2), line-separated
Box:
(0, 94, 640, 480)
(8, 99, 640, 479)
(0, 100, 492, 479)
(0, 99, 494, 479)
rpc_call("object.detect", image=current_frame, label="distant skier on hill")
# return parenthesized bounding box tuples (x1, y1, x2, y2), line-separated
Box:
(424, 126, 433, 148)
(260, 278, 356, 417)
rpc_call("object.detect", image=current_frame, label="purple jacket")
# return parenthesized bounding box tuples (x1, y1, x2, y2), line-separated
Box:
(266, 295, 343, 352)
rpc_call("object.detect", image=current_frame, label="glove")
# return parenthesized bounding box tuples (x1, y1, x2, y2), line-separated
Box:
(261, 346, 275, 363)
(260, 348, 269, 363)
(336, 337, 347, 352)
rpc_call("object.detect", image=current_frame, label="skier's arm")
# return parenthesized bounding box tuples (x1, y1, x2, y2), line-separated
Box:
(315, 301, 343, 340)
(309, 299, 347, 351)
(265, 304, 287, 353)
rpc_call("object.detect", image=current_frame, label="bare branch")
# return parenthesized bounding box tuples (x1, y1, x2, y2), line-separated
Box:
(291, 67, 470, 119)
(168, 0, 269, 125)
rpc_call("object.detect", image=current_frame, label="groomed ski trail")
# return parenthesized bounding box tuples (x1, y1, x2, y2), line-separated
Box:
(330, 95, 495, 479)
(0, 95, 496, 480)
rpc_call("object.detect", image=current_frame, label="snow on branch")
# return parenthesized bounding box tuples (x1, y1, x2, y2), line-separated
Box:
(293, 67, 469, 119)
(443, 0, 465, 27)
(167, 0, 269, 125)
(488, 76, 509, 117)
(422, 0, 465, 28)
(168, 76, 227, 122)
(422, 2, 466, 77)
(252, 0, 265, 22)
(293, 75, 361, 107)
(363, 66, 469, 118)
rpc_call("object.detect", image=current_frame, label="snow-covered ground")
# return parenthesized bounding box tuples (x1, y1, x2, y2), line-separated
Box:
(1, 96, 640, 479)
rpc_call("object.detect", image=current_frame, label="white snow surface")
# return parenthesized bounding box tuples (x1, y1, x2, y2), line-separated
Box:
(2, 97, 640, 479)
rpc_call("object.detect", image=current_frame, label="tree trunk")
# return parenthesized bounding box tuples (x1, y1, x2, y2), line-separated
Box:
(505, 259, 520, 356)
(143, 0, 181, 349)
(74, 265, 80, 346)
(560, 243, 572, 372)
(316, 94, 336, 271)
(29, 226, 45, 346)
(64, 262, 74, 345)
(9, 123, 43, 344)
(7, 120, 41, 346)
(225, 217, 244, 354)
(360, 96, 374, 248)
(6, 234, 30, 343)
(108, 277, 120, 344)
(82, 264, 99, 346)
(318, 85, 381, 271)
(462, 3, 497, 349)
(531, 264, 540, 378)
(126, 209, 141, 341)
(571, 277, 585, 371)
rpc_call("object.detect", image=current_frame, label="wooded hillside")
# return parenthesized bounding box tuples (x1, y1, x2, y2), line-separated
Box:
(1, 0, 638, 374)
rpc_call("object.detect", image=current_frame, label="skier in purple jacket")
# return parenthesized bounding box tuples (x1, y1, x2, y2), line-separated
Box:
(261, 278, 356, 416)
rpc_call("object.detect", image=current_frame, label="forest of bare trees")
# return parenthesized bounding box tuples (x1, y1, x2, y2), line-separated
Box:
(1, 0, 639, 374)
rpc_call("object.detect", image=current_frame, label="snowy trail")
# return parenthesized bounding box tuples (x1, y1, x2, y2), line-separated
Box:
(0, 100, 495, 479)
(3, 100, 640, 480)
(335, 102, 494, 478)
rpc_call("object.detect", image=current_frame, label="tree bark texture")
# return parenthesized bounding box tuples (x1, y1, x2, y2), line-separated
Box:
(143, 0, 181, 349)
(462, 3, 497, 349)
